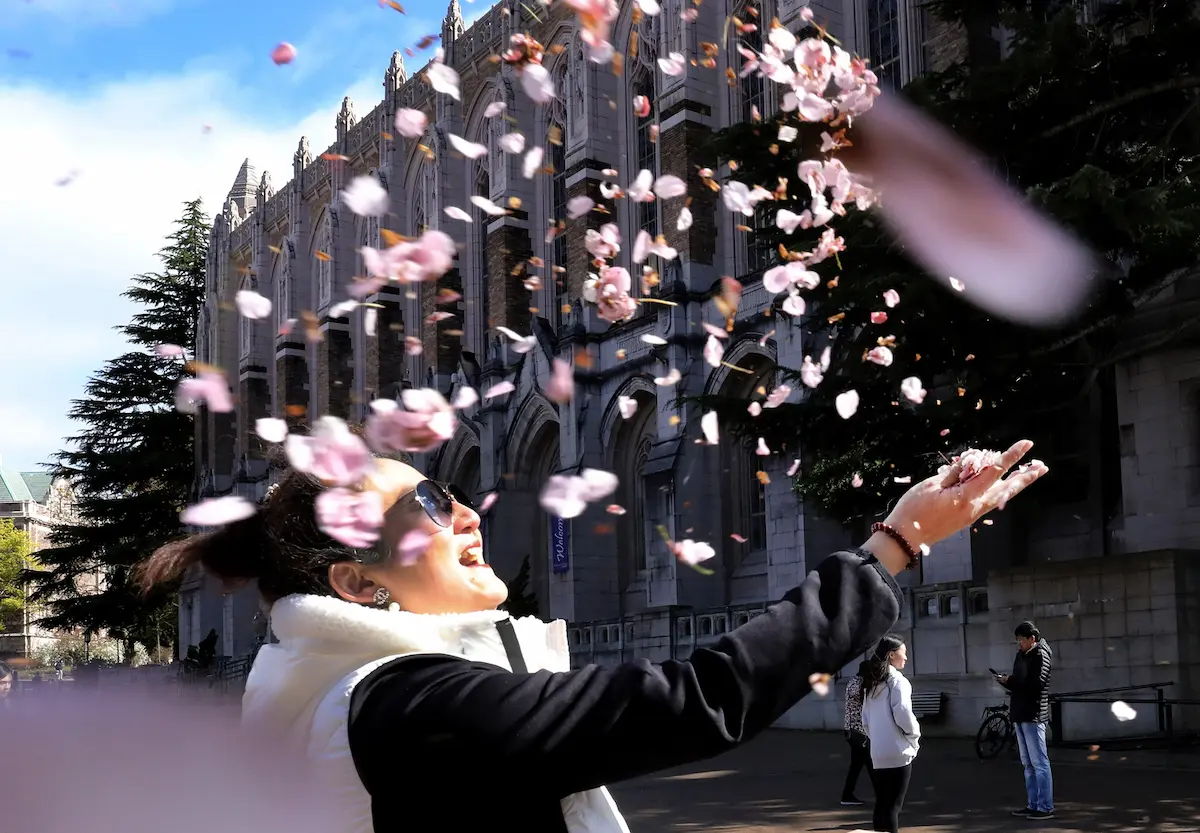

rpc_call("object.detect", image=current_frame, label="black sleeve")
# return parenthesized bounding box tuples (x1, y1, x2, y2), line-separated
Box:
(348, 549, 901, 797)
(1007, 650, 1049, 696)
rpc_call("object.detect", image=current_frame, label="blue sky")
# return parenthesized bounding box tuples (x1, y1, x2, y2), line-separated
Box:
(0, 0, 488, 473)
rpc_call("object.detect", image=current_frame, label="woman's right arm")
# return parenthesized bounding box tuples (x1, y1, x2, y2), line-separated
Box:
(349, 548, 902, 797)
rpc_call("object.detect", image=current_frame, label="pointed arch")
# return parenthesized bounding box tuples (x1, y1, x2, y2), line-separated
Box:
(436, 422, 482, 499)
(310, 206, 333, 312)
(607, 378, 659, 584)
(506, 392, 560, 487)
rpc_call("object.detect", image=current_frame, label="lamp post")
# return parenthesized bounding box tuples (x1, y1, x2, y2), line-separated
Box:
(83, 630, 91, 665)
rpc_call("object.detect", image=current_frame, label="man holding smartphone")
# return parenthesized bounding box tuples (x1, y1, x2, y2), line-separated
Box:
(994, 621, 1054, 820)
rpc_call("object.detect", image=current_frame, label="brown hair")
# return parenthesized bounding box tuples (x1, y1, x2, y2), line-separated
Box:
(139, 468, 356, 602)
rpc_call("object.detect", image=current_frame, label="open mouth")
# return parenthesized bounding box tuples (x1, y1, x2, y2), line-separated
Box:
(459, 544, 487, 567)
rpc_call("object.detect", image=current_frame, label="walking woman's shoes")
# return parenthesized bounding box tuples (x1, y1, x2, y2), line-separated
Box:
(840, 797, 865, 806)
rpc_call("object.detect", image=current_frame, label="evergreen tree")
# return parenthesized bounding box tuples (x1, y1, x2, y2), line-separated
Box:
(501, 555, 540, 618)
(29, 200, 209, 659)
(703, 0, 1200, 523)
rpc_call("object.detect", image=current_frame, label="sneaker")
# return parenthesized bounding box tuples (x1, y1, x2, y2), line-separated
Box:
(840, 797, 864, 806)
(1011, 808, 1035, 817)
(1027, 810, 1055, 820)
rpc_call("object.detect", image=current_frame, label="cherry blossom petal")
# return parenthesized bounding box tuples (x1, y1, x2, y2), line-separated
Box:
(546, 358, 574, 404)
(448, 134, 488, 159)
(176, 372, 233, 414)
(316, 488, 384, 549)
(394, 108, 428, 139)
(618, 396, 638, 420)
(451, 386, 479, 409)
(606, 504, 627, 515)
(641, 334, 667, 346)
(701, 411, 718, 445)
(427, 62, 461, 100)
(444, 206, 472, 222)
(235, 290, 272, 320)
(1112, 701, 1137, 722)
(364, 308, 377, 336)
(866, 346, 894, 367)
(835, 390, 860, 419)
(731, 533, 748, 543)
(787, 458, 801, 477)
(809, 673, 831, 697)
(523, 146, 544, 178)
(405, 336, 423, 355)
(636, 0, 660, 13)
(567, 195, 595, 219)
(330, 300, 359, 319)
(285, 416, 375, 486)
(703, 335, 724, 368)
(255, 417, 288, 443)
(855, 95, 1096, 326)
(341, 175, 389, 217)
(520, 63, 556, 103)
(755, 437, 770, 456)
(781, 294, 806, 317)
(702, 323, 728, 340)
(654, 368, 681, 386)
(657, 52, 686, 76)
(155, 343, 185, 358)
(496, 326, 537, 354)
(271, 43, 296, 65)
(498, 132, 526, 154)
(653, 174, 687, 199)
(671, 539, 715, 566)
(479, 492, 499, 513)
(396, 529, 433, 566)
(470, 195, 508, 216)
(483, 381, 516, 399)
(901, 376, 927, 404)
(483, 101, 506, 118)
(181, 496, 256, 527)
(748, 402, 762, 417)
(949, 277, 965, 292)
(677, 206, 693, 231)
(764, 385, 791, 408)
(871, 311, 888, 324)
(851, 473, 864, 488)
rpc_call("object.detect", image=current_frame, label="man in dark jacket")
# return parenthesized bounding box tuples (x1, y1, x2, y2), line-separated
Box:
(995, 621, 1054, 820)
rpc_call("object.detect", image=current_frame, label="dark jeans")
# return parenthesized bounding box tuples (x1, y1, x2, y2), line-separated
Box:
(841, 731, 873, 800)
(872, 763, 912, 833)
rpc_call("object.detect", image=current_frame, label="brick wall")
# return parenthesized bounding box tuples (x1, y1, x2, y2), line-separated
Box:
(658, 120, 718, 266)
(564, 178, 605, 300)
(485, 224, 533, 333)
(236, 374, 270, 460)
(316, 326, 353, 420)
(363, 293, 405, 401)
(420, 268, 464, 376)
(275, 351, 308, 430)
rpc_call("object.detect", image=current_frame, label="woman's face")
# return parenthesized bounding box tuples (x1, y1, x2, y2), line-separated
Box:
(889, 643, 908, 670)
(331, 460, 509, 614)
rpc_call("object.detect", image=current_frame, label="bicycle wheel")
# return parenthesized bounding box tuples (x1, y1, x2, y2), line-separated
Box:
(975, 714, 1013, 760)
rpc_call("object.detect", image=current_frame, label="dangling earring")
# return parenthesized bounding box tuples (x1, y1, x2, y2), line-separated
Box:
(372, 587, 391, 608)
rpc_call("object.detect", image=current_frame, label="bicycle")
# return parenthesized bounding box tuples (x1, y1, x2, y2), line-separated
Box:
(975, 703, 1017, 759)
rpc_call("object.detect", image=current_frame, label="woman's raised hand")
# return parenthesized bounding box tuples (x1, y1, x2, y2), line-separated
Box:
(866, 440, 1048, 575)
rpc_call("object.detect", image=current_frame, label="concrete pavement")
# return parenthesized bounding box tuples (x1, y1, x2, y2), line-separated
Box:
(609, 730, 1200, 833)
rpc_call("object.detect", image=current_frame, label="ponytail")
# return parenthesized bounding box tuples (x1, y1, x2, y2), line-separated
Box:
(139, 511, 274, 594)
(862, 634, 905, 695)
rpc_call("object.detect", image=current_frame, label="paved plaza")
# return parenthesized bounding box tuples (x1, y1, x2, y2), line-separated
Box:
(610, 730, 1200, 833)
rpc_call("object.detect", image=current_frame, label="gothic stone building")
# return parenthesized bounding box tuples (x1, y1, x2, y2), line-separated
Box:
(186, 0, 1200, 739)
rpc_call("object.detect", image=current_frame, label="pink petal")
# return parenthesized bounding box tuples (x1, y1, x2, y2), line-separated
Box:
(522, 146, 544, 178)
(870, 311, 888, 324)
(641, 334, 667, 345)
(520, 63, 556, 103)
(701, 411, 718, 445)
(448, 134, 488, 159)
(617, 396, 638, 419)
(451, 387, 479, 409)
(483, 381, 515, 399)
(405, 336, 423, 355)
(653, 174, 687, 199)
(702, 323, 728, 340)
(567, 195, 595, 219)
(444, 206, 472, 222)
(483, 101, 506, 117)
(181, 496, 256, 527)
(315, 488, 384, 549)
(677, 206, 693, 230)
(427, 62, 461, 100)
(155, 343, 184, 358)
(394, 108, 428, 138)
(340, 175, 389, 218)
(755, 437, 770, 456)
(271, 43, 296, 65)
(901, 376, 927, 404)
(731, 533, 748, 543)
(851, 473, 864, 488)
(865, 346, 894, 367)
(235, 290, 272, 320)
(470, 195, 508, 216)
(606, 504, 627, 515)
(546, 358, 574, 404)
(835, 390, 859, 419)
(478, 492, 499, 513)
(748, 401, 762, 416)
(255, 417, 288, 443)
(396, 529, 432, 566)
(703, 335, 724, 368)
(883, 288, 900, 308)
(498, 132, 526, 154)
(787, 458, 801, 477)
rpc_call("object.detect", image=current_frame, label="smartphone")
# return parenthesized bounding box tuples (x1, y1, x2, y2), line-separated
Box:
(989, 668, 1000, 676)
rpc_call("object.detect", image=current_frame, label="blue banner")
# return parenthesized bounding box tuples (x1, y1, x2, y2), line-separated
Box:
(550, 516, 570, 574)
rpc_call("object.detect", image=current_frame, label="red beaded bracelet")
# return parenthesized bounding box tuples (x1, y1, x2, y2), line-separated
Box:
(870, 521, 921, 571)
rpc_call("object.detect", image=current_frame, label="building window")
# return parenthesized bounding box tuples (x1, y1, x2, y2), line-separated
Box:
(239, 312, 252, 360)
(275, 269, 289, 334)
(476, 165, 491, 347)
(549, 135, 568, 328)
(738, 12, 766, 123)
(748, 453, 768, 551)
(866, 0, 902, 91)
(632, 71, 659, 241)
(315, 215, 333, 312)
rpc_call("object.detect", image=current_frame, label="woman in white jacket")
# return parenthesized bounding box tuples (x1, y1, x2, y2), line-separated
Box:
(861, 635, 920, 833)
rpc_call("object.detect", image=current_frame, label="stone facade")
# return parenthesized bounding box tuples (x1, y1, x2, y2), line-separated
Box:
(185, 0, 1200, 740)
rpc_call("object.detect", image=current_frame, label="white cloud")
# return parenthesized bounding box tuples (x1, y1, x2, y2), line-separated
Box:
(0, 67, 379, 471)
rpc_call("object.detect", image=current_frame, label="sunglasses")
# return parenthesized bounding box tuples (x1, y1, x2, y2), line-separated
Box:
(356, 480, 475, 564)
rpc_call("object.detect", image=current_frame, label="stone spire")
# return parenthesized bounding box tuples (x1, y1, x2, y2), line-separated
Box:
(294, 136, 311, 174)
(336, 96, 358, 141)
(227, 158, 259, 215)
(443, 0, 465, 42)
(385, 50, 408, 97)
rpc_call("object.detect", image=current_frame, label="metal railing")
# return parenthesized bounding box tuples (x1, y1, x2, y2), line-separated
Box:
(1049, 681, 1200, 749)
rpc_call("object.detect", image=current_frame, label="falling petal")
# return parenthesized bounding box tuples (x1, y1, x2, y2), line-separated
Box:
(255, 418, 288, 443)
(498, 132, 526, 154)
(883, 288, 900, 308)
(787, 459, 801, 477)
(405, 336, 423, 355)
(484, 381, 516, 399)
(523, 146, 544, 178)
(808, 673, 831, 697)
(520, 63, 556, 103)
(396, 529, 433, 566)
(618, 396, 638, 420)
(271, 43, 296, 65)
(870, 311, 888, 325)
(657, 52, 686, 76)
(394, 108, 428, 138)
(567, 195, 595, 219)
(703, 335, 724, 368)
(641, 334, 667, 345)
(653, 174, 687, 199)
(865, 346, 893, 367)
(836, 390, 859, 419)
(484, 101, 506, 117)
(546, 358, 574, 404)
(451, 386, 479, 409)
(755, 437, 770, 456)
(894, 476, 912, 484)
(316, 488, 385, 548)
(181, 496, 256, 527)
(427, 62, 461, 100)
(340, 175, 389, 217)
(949, 277, 965, 292)
(654, 368, 681, 386)
(479, 492, 499, 512)
(155, 343, 185, 358)
(851, 473, 864, 488)
(1112, 701, 1137, 722)
(702, 323, 727, 340)
(444, 206, 473, 222)
(730, 533, 748, 543)
(364, 307, 378, 336)
(701, 411, 718, 445)
(677, 206, 693, 231)
(748, 402, 762, 417)
(606, 504, 627, 515)
(901, 376, 927, 404)
(448, 134, 488, 159)
(235, 290, 272, 320)
(470, 195, 508, 215)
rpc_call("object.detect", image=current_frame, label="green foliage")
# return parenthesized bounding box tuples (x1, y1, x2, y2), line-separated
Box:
(28, 200, 209, 653)
(704, 0, 1200, 522)
(0, 520, 35, 630)
(501, 555, 540, 619)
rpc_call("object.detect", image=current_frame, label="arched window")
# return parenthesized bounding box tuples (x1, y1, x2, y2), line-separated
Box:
(734, 2, 773, 275)
(274, 252, 289, 334)
(719, 355, 774, 563)
(546, 67, 569, 330)
(315, 212, 333, 311)
(475, 160, 491, 350)
(613, 390, 658, 581)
